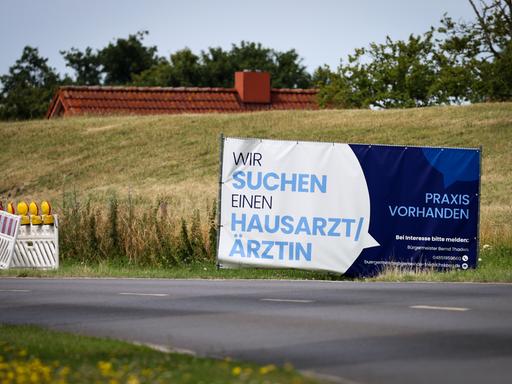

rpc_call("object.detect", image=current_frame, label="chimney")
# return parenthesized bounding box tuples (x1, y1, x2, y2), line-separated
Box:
(234, 71, 271, 103)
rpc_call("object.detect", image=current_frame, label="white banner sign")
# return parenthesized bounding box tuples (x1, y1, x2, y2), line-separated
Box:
(217, 137, 378, 274)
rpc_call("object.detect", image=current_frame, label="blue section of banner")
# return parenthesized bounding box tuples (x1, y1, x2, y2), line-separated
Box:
(346, 145, 480, 277)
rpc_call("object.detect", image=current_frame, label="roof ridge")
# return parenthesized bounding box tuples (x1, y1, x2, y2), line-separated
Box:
(59, 85, 237, 93)
(57, 85, 318, 94)
(271, 88, 318, 94)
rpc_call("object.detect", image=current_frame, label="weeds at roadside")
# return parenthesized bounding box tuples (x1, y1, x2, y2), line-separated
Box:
(59, 191, 216, 268)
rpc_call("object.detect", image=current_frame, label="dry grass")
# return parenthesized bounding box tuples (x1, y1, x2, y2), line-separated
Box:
(1, 103, 511, 245)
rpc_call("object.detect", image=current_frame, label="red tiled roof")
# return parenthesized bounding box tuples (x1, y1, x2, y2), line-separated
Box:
(46, 85, 319, 118)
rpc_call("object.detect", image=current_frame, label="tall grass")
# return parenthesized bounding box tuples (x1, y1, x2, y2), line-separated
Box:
(54, 188, 510, 274)
(59, 191, 217, 267)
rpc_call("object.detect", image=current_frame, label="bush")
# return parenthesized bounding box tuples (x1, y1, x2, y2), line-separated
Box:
(58, 195, 218, 267)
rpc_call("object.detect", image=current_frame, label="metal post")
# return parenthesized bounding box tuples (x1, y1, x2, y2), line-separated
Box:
(476, 146, 483, 268)
(216, 133, 225, 269)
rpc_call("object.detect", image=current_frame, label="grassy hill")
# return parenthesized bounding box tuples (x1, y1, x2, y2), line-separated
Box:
(2, 103, 511, 240)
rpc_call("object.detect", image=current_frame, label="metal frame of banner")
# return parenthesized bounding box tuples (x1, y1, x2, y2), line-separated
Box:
(216, 133, 225, 270)
(223, 135, 481, 152)
(476, 145, 483, 267)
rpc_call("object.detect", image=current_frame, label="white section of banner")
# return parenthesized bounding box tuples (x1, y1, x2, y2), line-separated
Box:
(218, 137, 379, 274)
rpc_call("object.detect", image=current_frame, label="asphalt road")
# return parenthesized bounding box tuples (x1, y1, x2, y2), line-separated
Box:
(1, 278, 511, 384)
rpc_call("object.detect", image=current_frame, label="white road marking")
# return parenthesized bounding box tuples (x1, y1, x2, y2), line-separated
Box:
(119, 292, 169, 297)
(261, 298, 313, 303)
(0, 289, 31, 292)
(132, 341, 196, 356)
(301, 370, 364, 384)
(410, 305, 470, 312)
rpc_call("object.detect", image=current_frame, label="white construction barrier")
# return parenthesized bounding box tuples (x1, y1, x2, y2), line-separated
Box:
(0, 211, 21, 269)
(11, 217, 59, 269)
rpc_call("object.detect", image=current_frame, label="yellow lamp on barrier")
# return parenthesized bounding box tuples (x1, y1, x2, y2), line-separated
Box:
(41, 200, 54, 225)
(30, 201, 42, 225)
(41, 201, 51, 215)
(29, 201, 38, 215)
(7, 202, 15, 214)
(17, 201, 28, 215)
(17, 201, 30, 225)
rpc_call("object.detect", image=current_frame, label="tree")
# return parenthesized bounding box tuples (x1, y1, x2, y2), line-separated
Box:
(168, 48, 203, 86)
(437, 0, 512, 101)
(479, 40, 512, 99)
(227, 41, 275, 78)
(318, 0, 512, 108)
(318, 33, 438, 109)
(311, 65, 333, 87)
(273, 49, 311, 88)
(466, 0, 512, 99)
(467, 0, 511, 59)
(61, 47, 102, 85)
(131, 62, 173, 86)
(0, 46, 60, 120)
(133, 48, 203, 87)
(200, 46, 236, 87)
(134, 41, 312, 89)
(62, 31, 161, 86)
(315, 67, 360, 108)
(224, 41, 311, 88)
(99, 31, 161, 85)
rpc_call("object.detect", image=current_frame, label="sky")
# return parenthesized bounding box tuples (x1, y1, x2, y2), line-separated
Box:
(0, 0, 476, 78)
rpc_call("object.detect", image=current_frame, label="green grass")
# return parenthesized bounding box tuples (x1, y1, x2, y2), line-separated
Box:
(1, 239, 510, 283)
(0, 260, 346, 280)
(371, 241, 512, 282)
(1, 103, 511, 281)
(0, 324, 316, 384)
